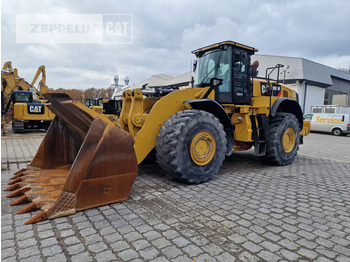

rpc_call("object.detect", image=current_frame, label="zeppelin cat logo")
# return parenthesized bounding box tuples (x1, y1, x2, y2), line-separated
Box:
(315, 116, 341, 124)
(28, 105, 44, 114)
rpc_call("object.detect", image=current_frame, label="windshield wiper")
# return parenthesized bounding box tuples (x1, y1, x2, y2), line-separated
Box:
(198, 63, 220, 86)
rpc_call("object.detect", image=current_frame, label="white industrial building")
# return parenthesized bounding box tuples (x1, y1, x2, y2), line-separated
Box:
(252, 54, 350, 113)
(112, 55, 350, 113)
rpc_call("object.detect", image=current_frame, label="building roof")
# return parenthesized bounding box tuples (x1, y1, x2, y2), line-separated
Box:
(253, 54, 350, 91)
(112, 74, 175, 99)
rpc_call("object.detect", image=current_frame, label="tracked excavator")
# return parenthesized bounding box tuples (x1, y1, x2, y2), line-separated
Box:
(1, 62, 54, 133)
(6, 41, 311, 224)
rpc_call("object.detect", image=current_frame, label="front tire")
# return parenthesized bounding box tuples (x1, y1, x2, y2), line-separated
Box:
(156, 110, 226, 184)
(261, 113, 300, 165)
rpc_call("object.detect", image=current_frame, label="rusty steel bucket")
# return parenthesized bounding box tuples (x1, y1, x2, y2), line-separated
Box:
(5, 93, 138, 224)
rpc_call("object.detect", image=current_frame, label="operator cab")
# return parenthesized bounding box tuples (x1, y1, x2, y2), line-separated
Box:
(192, 41, 257, 104)
(11, 91, 33, 103)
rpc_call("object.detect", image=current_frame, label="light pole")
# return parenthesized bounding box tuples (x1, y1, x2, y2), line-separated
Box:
(280, 65, 290, 84)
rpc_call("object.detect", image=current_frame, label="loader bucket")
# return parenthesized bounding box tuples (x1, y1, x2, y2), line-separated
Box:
(5, 93, 138, 224)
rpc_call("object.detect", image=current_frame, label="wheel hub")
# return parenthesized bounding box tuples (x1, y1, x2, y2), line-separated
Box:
(190, 131, 216, 165)
(282, 127, 296, 153)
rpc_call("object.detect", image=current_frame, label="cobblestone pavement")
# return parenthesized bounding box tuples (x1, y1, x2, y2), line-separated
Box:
(1, 132, 350, 262)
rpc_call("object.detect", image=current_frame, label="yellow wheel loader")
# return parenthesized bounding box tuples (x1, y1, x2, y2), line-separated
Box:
(6, 41, 310, 224)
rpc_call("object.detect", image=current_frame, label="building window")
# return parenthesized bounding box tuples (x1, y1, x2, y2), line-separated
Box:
(324, 90, 329, 105)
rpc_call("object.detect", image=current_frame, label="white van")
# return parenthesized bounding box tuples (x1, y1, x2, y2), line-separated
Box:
(303, 113, 350, 136)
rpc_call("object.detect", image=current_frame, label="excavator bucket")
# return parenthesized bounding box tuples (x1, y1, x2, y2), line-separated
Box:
(5, 93, 138, 224)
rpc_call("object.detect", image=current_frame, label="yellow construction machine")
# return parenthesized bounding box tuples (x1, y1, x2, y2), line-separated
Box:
(6, 41, 310, 224)
(85, 98, 122, 125)
(1, 62, 54, 133)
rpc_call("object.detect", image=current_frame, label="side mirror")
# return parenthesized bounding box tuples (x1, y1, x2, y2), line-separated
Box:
(193, 59, 197, 72)
(202, 78, 223, 99)
(210, 77, 223, 88)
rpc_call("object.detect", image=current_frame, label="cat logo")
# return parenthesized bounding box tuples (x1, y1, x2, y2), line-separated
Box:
(28, 105, 44, 114)
(260, 83, 281, 96)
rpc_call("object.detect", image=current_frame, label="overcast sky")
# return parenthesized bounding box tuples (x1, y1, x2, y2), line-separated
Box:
(1, 0, 350, 90)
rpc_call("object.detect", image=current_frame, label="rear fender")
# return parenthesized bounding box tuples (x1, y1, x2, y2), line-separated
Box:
(271, 98, 303, 128)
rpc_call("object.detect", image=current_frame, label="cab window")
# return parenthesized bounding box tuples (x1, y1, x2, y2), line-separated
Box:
(303, 114, 313, 120)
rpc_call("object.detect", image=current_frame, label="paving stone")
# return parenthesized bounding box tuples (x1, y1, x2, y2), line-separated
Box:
(144, 231, 162, 241)
(1, 239, 15, 249)
(193, 253, 218, 262)
(258, 250, 281, 262)
(162, 229, 180, 239)
(46, 253, 67, 262)
(37, 229, 55, 239)
(79, 227, 97, 236)
(242, 241, 262, 253)
(95, 250, 117, 262)
(87, 241, 108, 253)
(228, 233, 247, 244)
(70, 251, 94, 262)
(278, 238, 299, 250)
(103, 232, 123, 243)
(19, 255, 42, 262)
(16, 230, 35, 240)
(183, 244, 203, 257)
(132, 239, 151, 250)
(124, 231, 143, 242)
(110, 240, 131, 252)
(17, 238, 37, 248)
(260, 240, 281, 252)
(1, 248, 16, 259)
(162, 245, 182, 259)
(114, 242, 138, 262)
(152, 237, 172, 249)
(139, 247, 160, 260)
(172, 236, 191, 247)
(238, 251, 260, 262)
(18, 246, 40, 259)
(67, 243, 85, 255)
(216, 252, 236, 262)
(246, 232, 264, 243)
(42, 245, 63, 257)
(333, 245, 350, 256)
(40, 237, 59, 248)
(84, 234, 103, 245)
(280, 249, 300, 260)
(64, 235, 81, 245)
(298, 248, 319, 259)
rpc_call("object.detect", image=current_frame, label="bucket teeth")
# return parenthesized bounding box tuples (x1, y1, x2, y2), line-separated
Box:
(7, 187, 31, 198)
(8, 177, 22, 185)
(4, 183, 20, 191)
(10, 173, 24, 180)
(13, 168, 26, 176)
(10, 195, 29, 206)
(25, 211, 48, 224)
(17, 203, 38, 214)
(10, 170, 40, 180)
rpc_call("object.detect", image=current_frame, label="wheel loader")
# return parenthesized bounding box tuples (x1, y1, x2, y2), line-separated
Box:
(5, 41, 311, 224)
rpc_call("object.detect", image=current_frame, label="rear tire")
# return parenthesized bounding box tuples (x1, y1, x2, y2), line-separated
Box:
(332, 128, 342, 136)
(261, 113, 300, 166)
(156, 110, 226, 184)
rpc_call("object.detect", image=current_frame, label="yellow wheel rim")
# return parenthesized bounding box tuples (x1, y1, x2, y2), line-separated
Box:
(190, 131, 216, 165)
(282, 128, 296, 153)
